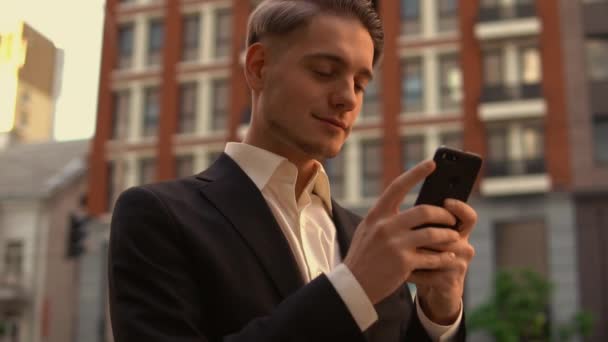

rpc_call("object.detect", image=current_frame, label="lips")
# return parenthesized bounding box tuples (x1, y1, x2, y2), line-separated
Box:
(312, 114, 347, 130)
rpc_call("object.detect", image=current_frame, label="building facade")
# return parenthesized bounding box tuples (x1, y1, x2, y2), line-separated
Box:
(0, 21, 63, 148)
(89, 0, 607, 340)
(0, 140, 89, 342)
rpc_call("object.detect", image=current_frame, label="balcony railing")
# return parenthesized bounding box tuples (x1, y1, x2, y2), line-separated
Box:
(0, 274, 28, 313)
(481, 83, 542, 103)
(486, 158, 545, 177)
(479, 3, 537, 23)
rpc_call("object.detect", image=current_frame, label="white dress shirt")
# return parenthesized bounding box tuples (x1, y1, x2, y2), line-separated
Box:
(224, 142, 462, 341)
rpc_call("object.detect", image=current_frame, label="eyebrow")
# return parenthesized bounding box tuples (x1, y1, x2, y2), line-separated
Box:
(303, 52, 374, 81)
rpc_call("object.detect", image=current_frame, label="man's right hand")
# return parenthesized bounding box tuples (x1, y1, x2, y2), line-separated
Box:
(343, 160, 461, 304)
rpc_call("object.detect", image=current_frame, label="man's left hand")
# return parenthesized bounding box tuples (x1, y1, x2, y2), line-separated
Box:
(407, 198, 478, 325)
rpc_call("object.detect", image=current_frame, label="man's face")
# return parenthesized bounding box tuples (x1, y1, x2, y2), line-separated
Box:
(255, 14, 375, 160)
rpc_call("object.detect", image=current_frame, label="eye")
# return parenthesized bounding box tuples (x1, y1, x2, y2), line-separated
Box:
(355, 83, 365, 93)
(313, 69, 334, 78)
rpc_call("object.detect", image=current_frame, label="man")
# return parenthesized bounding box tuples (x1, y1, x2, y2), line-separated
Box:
(108, 0, 477, 341)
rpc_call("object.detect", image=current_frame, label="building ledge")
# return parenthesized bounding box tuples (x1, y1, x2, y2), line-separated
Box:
(475, 17, 541, 40)
(481, 174, 551, 196)
(480, 98, 546, 121)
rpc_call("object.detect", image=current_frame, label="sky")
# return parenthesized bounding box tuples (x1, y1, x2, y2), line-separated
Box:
(0, 0, 105, 141)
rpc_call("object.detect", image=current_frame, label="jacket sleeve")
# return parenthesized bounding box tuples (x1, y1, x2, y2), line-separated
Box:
(108, 186, 366, 342)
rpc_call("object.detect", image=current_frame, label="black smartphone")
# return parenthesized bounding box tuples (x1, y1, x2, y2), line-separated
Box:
(414, 147, 483, 229)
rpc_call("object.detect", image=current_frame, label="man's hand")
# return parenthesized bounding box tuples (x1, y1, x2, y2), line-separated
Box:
(343, 160, 463, 305)
(409, 199, 477, 325)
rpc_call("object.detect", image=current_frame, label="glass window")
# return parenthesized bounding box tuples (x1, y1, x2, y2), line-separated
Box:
(142, 87, 159, 137)
(487, 125, 508, 161)
(4, 240, 23, 279)
(117, 23, 134, 69)
(439, 53, 462, 110)
(438, 0, 458, 32)
(520, 121, 544, 161)
(495, 220, 548, 277)
(401, 0, 421, 36)
(323, 152, 345, 199)
(361, 73, 381, 118)
(402, 135, 425, 171)
(107, 161, 116, 212)
(594, 117, 608, 164)
(112, 90, 130, 140)
(176, 155, 195, 178)
(439, 131, 463, 150)
(214, 8, 232, 59)
(361, 139, 382, 198)
(182, 14, 200, 61)
(520, 44, 541, 84)
(483, 48, 504, 86)
(178, 82, 197, 134)
(147, 19, 164, 66)
(138, 158, 156, 185)
(401, 57, 424, 113)
(586, 38, 608, 81)
(211, 79, 229, 131)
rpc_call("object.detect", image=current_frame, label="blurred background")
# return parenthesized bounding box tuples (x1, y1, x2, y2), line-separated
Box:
(0, 0, 606, 341)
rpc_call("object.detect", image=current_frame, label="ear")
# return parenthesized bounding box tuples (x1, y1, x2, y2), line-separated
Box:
(243, 43, 266, 92)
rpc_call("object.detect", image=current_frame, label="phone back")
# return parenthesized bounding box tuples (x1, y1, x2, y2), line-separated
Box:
(415, 147, 482, 207)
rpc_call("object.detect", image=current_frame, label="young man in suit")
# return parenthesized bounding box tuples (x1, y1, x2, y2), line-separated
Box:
(108, 0, 478, 341)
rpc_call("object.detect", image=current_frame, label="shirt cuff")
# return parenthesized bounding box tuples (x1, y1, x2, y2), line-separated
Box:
(326, 263, 378, 332)
(415, 295, 463, 342)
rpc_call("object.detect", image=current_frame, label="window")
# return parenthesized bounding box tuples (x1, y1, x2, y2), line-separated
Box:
(440, 131, 463, 150)
(211, 79, 229, 131)
(214, 9, 232, 59)
(182, 14, 200, 61)
(112, 90, 130, 140)
(401, 0, 421, 36)
(175, 155, 195, 178)
(361, 139, 382, 198)
(495, 219, 548, 277)
(401, 57, 424, 113)
(361, 74, 381, 118)
(3, 240, 23, 280)
(142, 87, 159, 137)
(520, 121, 544, 162)
(483, 48, 504, 86)
(401, 135, 425, 171)
(107, 161, 116, 212)
(147, 19, 164, 66)
(117, 23, 134, 69)
(520, 44, 541, 85)
(594, 116, 608, 164)
(138, 158, 156, 185)
(323, 152, 345, 199)
(438, 0, 458, 32)
(486, 121, 545, 176)
(178, 82, 197, 134)
(439, 53, 462, 110)
(586, 38, 608, 81)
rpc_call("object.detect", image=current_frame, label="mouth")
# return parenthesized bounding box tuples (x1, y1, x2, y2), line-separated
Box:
(312, 114, 348, 130)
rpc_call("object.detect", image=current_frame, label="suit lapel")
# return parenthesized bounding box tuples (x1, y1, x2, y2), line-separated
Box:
(196, 153, 305, 299)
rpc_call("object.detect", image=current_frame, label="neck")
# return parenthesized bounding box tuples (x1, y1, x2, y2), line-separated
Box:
(243, 126, 318, 200)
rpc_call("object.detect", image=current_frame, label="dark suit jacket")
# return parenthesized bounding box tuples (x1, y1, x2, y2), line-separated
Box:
(108, 153, 466, 341)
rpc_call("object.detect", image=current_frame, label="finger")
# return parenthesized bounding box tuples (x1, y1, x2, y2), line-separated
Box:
(369, 160, 435, 219)
(411, 251, 457, 271)
(389, 205, 458, 232)
(444, 199, 478, 237)
(406, 228, 460, 248)
(418, 242, 476, 262)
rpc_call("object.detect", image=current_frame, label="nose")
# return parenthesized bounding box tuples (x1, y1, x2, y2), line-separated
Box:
(330, 81, 357, 113)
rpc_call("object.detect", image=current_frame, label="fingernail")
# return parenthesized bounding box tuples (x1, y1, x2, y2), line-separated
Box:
(445, 198, 456, 206)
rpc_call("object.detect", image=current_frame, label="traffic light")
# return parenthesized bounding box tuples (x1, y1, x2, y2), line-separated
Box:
(66, 211, 89, 259)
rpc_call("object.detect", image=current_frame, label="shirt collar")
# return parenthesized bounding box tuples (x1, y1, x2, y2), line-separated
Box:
(224, 142, 333, 213)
